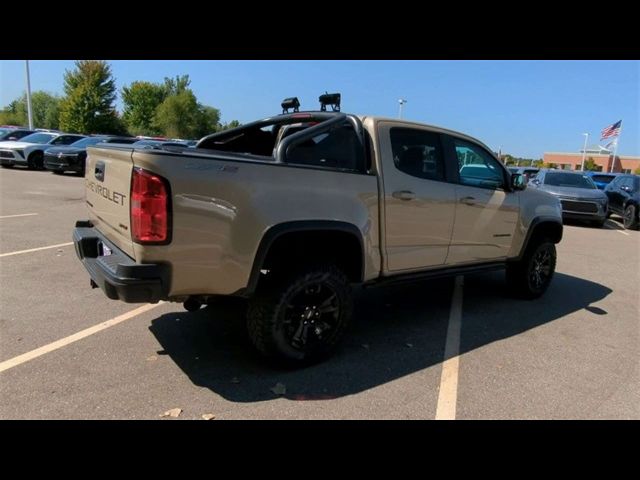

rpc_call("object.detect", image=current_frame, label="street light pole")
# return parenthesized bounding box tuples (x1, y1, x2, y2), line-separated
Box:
(579, 133, 589, 171)
(25, 60, 34, 129)
(398, 98, 407, 119)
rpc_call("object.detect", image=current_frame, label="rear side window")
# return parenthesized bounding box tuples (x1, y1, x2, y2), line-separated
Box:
(389, 128, 445, 181)
(285, 124, 364, 172)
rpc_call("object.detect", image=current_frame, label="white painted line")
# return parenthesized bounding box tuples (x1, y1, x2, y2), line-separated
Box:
(0, 303, 164, 374)
(615, 230, 630, 236)
(435, 275, 464, 420)
(0, 213, 39, 219)
(0, 242, 74, 258)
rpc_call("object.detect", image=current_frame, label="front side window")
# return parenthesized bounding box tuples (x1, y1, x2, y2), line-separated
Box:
(389, 128, 445, 181)
(454, 139, 505, 189)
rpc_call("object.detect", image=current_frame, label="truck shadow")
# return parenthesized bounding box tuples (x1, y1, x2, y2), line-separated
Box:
(148, 271, 611, 403)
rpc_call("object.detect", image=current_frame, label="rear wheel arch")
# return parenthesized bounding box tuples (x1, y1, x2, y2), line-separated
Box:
(246, 221, 365, 295)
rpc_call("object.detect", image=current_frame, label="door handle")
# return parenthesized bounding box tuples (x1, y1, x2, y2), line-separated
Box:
(392, 190, 416, 201)
(460, 196, 476, 205)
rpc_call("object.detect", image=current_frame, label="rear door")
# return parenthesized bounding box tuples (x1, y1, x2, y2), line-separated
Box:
(444, 135, 519, 264)
(378, 123, 456, 271)
(85, 146, 135, 258)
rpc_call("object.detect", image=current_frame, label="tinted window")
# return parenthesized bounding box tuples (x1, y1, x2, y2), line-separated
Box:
(544, 172, 596, 189)
(454, 139, 504, 189)
(285, 124, 363, 172)
(52, 135, 84, 145)
(389, 128, 445, 181)
(68, 137, 106, 148)
(0, 129, 33, 141)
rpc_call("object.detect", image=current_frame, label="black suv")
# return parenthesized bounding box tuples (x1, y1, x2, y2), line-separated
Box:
(604, 174, 640, 230)
(44, 135, 136, 176)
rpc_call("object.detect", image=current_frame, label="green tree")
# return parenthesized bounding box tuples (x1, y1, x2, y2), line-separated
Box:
(153, 90, 220, 139)
(542, 162, 558, 169)
(0, 91, 62, 129)
(162, 75, 191, 96)
(221, 120, 241, 130)
(121, 81, 167, 135)
(634, 166, 640, 175)
(59, 60, 123, 134)
(583, 157, 599, 171)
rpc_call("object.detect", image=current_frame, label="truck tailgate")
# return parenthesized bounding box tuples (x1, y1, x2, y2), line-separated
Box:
(85, 146, 135, 259)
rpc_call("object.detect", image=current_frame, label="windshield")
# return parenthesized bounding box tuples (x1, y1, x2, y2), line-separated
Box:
(68, 137, 105, 148)
(544, 172, 596, 189)
(18, 132, 56, 144)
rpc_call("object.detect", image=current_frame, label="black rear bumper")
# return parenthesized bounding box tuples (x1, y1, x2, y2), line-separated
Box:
(73, 221, 169, 303)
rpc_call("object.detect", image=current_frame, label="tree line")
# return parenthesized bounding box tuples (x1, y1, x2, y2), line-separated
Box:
(0, 61, 241, 139)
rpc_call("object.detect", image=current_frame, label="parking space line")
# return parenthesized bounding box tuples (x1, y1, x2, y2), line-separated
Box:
(615, 230, 630, 236)
(0, 213, 39, 219)
(435, 275, 464, 420)
(0, 242, 74, 258)
(0, 303, 164, 374)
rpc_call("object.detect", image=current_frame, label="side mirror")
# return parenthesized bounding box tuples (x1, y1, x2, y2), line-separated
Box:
(511, 173, 526, 191)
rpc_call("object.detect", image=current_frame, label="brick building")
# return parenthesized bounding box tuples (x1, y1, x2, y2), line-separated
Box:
(543, 149, 640, 173)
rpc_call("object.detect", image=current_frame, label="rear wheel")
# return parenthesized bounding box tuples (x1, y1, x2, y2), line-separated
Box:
(623, 204, 639, 230)
(247, 265, 353, 365)
(506, 239, 557, 299)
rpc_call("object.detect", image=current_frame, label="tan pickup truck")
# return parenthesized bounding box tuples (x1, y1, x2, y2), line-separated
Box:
(73, 95, 563, 364)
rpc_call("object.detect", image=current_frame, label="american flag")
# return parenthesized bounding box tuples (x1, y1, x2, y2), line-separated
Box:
(601, 120, 622, 139)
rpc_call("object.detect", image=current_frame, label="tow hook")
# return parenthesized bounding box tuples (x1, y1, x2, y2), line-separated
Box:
(183, 297, 202, 312)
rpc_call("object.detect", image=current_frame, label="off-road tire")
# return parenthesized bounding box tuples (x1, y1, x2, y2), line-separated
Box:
(247, 265, 353, 365)
(506, 239, 557, 299)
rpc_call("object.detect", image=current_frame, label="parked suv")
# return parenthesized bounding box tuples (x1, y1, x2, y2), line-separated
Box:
(44, 135, 137, 176)
(73, 97, 563, 364)
(528, 169, 608, 227)
(604, 174, 640, 230)
(0, 131, 85, 169)
(584, 171, 619, 190)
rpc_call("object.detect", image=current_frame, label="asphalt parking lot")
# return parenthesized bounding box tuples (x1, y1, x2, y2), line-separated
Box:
(0, 167, 638, 419)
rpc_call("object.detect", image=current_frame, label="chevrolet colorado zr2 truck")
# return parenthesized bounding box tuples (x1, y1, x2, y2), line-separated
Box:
(73, 94, 563, 364)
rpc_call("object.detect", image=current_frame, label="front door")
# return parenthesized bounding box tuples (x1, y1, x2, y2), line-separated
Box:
(445, 137, 519, 264)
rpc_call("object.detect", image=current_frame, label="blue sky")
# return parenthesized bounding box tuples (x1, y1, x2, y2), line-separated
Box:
(0, 60, 637, 158)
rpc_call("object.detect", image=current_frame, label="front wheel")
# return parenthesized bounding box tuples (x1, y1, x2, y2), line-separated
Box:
(623, 204, 639, 230)
(27, 152, 43, 170)
(247, 265, 353, 365)
(506, 240, 557, 299)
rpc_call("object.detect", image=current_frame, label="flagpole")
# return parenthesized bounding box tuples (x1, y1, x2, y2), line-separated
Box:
(609, 122, 622, 173)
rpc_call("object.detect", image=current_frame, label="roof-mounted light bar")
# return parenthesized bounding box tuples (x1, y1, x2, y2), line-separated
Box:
(319, 92, 340, 112)
(281, 97, 300, 114)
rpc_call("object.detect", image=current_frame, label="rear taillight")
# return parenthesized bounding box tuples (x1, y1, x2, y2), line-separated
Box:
(131, 168, 171, 244)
